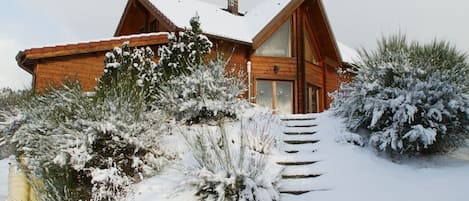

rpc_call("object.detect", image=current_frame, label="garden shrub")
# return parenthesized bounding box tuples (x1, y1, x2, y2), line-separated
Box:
(332, 34, 469, 155)
(180, 116, 282, 201)
(156, 57, 247, 123)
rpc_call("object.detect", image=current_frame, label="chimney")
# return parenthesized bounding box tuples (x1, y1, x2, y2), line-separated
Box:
(227, 0, 239, 15)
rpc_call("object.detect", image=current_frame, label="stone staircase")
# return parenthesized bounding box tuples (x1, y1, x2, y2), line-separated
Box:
(276, 114, 330, 197)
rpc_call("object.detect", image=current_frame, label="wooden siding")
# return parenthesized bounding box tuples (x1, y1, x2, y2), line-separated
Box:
(324, 65, 339, 108)
(34, 45, 161, 92)
(208, 39, 250, 74)
(35, 53, 106, 92)
(250, 57, 298, 80)
(305, 62, 323, 87)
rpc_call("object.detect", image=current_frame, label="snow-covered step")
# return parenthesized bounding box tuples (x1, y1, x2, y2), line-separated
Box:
(282, 162, 326, 176)
(279, 114, 317, 121)
(281, 142, 320, 153)
(275, 153, 322, 162)
(283, 131, 317, 136)
(284, 127, 318, 134)
(283, 119, 317, 127)
(283, 139, 319, 145)
(282, 134, 320, 142)
(279, 177, 332, 193)
(277, 161, 318, 166)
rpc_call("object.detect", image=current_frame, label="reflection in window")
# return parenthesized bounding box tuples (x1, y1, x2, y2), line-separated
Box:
(255, 20, 291, 57)
(305, 34, 318, 64)
(256, 80, 293, 114)
(256, 80, 273, 110)
(276, 81, 293, 114)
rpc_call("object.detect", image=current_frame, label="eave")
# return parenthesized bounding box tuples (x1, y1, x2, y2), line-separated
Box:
(16, 33, 169, 74)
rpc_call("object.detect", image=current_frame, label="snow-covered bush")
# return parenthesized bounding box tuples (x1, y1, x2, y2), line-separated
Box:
(180, 116, 282, 201)
(0, 88, 34, 159)
(97, 41, 158, 103)
(90, 159, 133, 201)
(1, 79, 174, 200)
(156, 57, 247, 123)
(332, 34, 469, 155)
(157, 15, 212, 81)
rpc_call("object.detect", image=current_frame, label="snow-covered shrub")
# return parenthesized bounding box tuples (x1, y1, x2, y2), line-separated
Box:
(96, 41, 159, 103)
(90, 159, 133, 201)
(0, 88, 34, 158)
(0, 78, 174, 200)
(180, 117, 282, 201)
(332, 34, 469, 155)
(157, 15, 213, 81)
(156, 57, 247, 123)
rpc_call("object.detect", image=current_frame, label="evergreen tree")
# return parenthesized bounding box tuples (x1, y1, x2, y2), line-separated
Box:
(96, 42, 158, 103)
(156, 57, 247, 123)
(332, 34, 469, 155)
(157, 15, 213, 81)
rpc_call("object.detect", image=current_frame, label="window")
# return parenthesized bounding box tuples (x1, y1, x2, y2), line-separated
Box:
(304, 34, 318, 64)
(150, 20, 158, 32)
(306, 85, 320, 113)
(255, 20, 292, 57)
(256, 80, 293, 114)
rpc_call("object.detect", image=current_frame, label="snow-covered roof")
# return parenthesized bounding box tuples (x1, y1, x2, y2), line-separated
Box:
(337, 41, 359, 64)
(148, 0, 291, 43)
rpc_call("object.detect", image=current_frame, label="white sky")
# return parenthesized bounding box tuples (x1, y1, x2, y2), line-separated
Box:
(1, 0, 468, 90)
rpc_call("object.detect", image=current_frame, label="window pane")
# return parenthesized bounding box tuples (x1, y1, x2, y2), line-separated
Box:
(255, 20, 291, 57)
(307, 86, 319, 113)
(256, 81, 273, 110)
(276, 81, 293, 114)
(305, 35, 318, 64)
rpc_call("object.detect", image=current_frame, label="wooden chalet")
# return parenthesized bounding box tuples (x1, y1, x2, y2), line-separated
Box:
(16, 0, 349, 114)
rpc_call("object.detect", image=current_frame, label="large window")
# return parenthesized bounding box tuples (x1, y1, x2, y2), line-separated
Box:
(256, 80, 293, 114)
(304, 34, 319, 64)
(255, 20, 292, 57)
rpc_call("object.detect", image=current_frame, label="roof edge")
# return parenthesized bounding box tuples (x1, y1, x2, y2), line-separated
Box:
(139, 0, 178, 31)
(22, 33, 169, 60)
(252, 0, 305, 49)
(317, 0, 342, 63)
(16, 51, 34, 75)
(114, 0, 134, 36)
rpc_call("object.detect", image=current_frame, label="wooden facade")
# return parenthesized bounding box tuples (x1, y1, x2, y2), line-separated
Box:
(16, 0, 345, 114)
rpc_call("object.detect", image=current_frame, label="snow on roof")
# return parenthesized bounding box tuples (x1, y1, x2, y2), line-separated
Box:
(337, 41, 359, 64)
(149, 0, 291, 43)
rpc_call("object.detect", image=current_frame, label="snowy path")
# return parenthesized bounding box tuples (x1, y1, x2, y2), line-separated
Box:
(284, 111, 469, 201)
(276, 114, 331, 200)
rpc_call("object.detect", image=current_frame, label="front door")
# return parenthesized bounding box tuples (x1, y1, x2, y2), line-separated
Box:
(256, 80, 293, 114)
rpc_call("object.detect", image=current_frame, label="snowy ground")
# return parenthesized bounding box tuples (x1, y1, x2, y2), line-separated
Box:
(1, 111, 468, 201)
(132, 111, 469, 201)
(0, 158, 8, 201)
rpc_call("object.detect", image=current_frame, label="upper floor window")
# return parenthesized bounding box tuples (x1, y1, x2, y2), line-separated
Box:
(255, 20, 291, 57)
(304, 34, 319, 64)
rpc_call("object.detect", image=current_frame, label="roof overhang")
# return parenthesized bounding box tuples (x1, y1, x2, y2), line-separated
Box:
(316, 0, 342, 64)
(16, 33, 169, 74)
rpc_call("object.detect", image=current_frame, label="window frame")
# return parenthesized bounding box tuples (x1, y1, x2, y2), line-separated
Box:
(255, 18, 293, 58)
